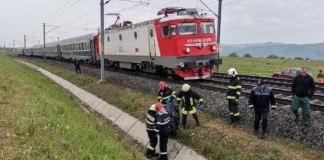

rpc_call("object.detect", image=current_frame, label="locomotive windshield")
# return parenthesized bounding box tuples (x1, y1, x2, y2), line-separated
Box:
(178, 22, 197, 35)
(201, 22, 215, 34)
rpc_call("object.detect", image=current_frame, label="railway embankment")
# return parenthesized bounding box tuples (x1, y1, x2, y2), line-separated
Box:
(0, 54, 146, 159)
(15, 56, 324, 160)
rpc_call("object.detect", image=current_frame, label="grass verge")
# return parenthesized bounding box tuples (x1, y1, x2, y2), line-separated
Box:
(19, 57, 324, 160)
(219, 56, 324, 77)
(0, 55, 146, 160)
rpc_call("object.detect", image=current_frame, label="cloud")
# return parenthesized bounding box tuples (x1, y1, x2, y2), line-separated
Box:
(1, 0, 324, 47)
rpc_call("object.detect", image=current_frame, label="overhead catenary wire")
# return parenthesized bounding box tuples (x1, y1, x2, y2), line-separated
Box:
(48, 0, 82, 23)
(45, 0, 75, 23)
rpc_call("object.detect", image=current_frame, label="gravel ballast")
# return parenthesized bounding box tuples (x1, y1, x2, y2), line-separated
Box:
(25, 58, 324, 150)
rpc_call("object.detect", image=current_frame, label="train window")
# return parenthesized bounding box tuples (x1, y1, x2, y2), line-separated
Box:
(81, 43, 84, 50)
(119, 34, 122, 41)
(170, 25, 176, 36)
(134, 32, 137, 39)
(162, 25, 169, 37)
(107, 36, 110, 42)
(178, 22, 197, 35)
(201, 22, 215, 34)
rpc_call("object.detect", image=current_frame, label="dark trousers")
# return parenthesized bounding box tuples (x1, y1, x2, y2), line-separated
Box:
(182, 113, 199, 127)
(75, 66, 81, 74)
(254, 110, 269, 134)
(147, 131, 158, 151)
(228, 100, 239, 123)
(159, 132, 170, 158)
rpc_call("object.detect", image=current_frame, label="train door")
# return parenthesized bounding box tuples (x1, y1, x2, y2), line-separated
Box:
(148, 27, 156, 60)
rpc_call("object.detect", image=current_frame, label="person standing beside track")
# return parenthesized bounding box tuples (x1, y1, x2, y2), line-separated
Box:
(74, 59, 81, 74)
(291, 66, 315, 127)
(155, 103, 171, 160)
(145, 104, 159, 158)
(226, 68, 242, 126)
(317, 70, 324, 83)
(248, 80, 277, 139)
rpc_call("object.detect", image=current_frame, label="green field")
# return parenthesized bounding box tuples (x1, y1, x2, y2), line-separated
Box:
(20, 57, 324, 160)
(0, 54, 146, 159)
(218, 56, 324, 77)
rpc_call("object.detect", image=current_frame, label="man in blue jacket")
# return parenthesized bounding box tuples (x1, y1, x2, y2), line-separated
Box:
(248, 80, 276, 139)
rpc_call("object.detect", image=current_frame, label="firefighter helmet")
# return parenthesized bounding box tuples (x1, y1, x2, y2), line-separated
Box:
(158, 81, 166, 89)
(182, 84, 191, 92)
(227, 68, 238, 77)
(155, 103, 163, 112)
(149, 104, 156, 111)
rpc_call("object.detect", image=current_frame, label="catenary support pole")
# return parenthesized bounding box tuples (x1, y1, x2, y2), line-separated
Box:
(100, 0, 105, 81)
(43, 23, 46, 59)
(216, 0, 222, 73)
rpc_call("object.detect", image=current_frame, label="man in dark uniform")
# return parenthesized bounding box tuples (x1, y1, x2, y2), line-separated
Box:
(176, 84, 204, 128)
(74, 59, 81, 74)
(291, 66, 315, 127)
(226, 68, 242, 126)
(145, 104, 159, 158)
(248, 80, 276, 139)
(155, 103, 171, 160)
(157, 81, 177, 105)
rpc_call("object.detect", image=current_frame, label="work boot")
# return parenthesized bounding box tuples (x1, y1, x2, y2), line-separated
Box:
(229, 115, 234, 124)
(254, 130, 259, 136)
(295, 116, 299, 122)
(260, 133, 266, 139)
(145, 149, 155, 158)
(158, 154, 168, 160)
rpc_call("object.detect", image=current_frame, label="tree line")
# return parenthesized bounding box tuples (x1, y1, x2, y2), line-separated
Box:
(227, 52, 309, 60)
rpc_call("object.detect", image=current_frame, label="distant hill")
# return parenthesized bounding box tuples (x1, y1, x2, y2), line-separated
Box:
(220, 42, 324, 60)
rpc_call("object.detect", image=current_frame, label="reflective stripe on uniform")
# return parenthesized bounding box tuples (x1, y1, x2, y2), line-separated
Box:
(190, 98, 193, 106)
(228, 86, 236, 89)
(161, 95, 171, 100)
(230, 112, 234, 115)
(147, 145, 154, 150)
(227, 96, 235, 99)
(198, 98, 203, 102)
(146, 119, 154, 125)
(236, 85, 242, 88)
(236, 92, 241, 95)
(146, 128, 155, 131)
(234, 112, 240, 116)
(181, 107, 197, 115)
(177, 98, 182, 101)
(160, 152, 167, 155)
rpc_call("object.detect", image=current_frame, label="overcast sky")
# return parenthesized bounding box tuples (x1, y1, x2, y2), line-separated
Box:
(1, 0, 324, 48)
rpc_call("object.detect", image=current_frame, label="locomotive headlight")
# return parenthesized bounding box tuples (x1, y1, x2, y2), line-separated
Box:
(186, 47, 190, 53)
(212, 46, 216, 50)
(179, 63, 185, 67)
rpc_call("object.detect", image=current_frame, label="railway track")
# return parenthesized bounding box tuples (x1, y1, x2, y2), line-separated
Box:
(11, 55, 324, 112)
(214, 72, 324, 88)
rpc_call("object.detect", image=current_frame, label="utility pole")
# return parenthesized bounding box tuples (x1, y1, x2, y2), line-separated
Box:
(199, 0, 222, 73)
(4, 42, 5, 53)
(100, 0, 111, 81)
(24, 35, 26, 50)
(13, 39, 15, 48)
(216, 0, 222, 73)
(58, 37, 60, 42)
(43, 23, 46, 59)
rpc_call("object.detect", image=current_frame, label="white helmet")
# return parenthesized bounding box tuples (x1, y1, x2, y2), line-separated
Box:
(228, 68, 238, 77)
(149, 104, 156, 111)
(182, 84, 191, 92)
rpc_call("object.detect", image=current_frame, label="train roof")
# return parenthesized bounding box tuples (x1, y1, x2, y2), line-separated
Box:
(59, 33, 96, 45)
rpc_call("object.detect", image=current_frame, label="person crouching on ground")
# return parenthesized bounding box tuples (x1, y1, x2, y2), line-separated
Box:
(176, 84, 204, 128)
(248, 80, 276, 139)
